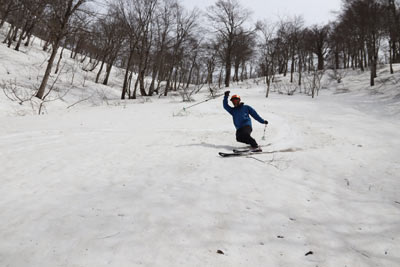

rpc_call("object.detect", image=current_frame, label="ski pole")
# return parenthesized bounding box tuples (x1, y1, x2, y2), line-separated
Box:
(183, 93, 224, 111)
(261, 124, 267, 140)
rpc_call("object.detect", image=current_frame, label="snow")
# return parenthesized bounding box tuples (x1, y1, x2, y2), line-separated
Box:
(1, 25, 400, 267)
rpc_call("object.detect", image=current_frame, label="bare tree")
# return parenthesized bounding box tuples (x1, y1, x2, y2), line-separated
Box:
(305, 24, 330, 71)
(148, 0, 174, 96)
(163, 3, 199, 96)
(133, 0, 158, 97)
(340, 0, 386, 86)
(0, 0, 20, 29)
(207, 0, 252, 88)
(35, 0, 91, 100)
(231, 28, 256, 83)
(383, 0, 400, 74)
(274, 21, 291, 76)
(93, 6, 125, 85)
(258, 20, 278, 98)
(12, 0, 48, 51)
(202, 40, 221, 91)
(116, 0, 142, 99)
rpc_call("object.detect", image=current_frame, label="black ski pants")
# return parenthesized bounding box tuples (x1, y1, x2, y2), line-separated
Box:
(236, 125, 258, 148)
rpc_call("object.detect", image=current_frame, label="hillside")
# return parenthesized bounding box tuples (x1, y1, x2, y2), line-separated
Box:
(1, 25, 400, 267)
(0, 24, 123, 116)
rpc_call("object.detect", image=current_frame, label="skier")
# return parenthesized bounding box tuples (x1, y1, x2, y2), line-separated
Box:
(223, 91, 268, 152)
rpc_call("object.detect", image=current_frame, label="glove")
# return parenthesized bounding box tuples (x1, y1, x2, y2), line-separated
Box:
(264, 120, 269, 125)
(224, 91, 230, 97)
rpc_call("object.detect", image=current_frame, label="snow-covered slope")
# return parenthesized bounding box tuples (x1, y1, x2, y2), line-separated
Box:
(0, 24, 123, 117)
(1, 26, 400, 267)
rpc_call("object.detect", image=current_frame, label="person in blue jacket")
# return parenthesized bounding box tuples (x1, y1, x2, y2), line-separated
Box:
(223, 91, 268, 151)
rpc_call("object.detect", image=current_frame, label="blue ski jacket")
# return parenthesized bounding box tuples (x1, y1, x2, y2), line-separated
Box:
(223, 96, 265, 130)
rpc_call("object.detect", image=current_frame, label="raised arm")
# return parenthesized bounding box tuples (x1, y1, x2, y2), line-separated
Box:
(223, 91, 233, 115)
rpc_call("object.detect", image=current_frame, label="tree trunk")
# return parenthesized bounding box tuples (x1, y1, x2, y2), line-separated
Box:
(55, 46, 65, 74)
(96, 57, 106, 83)
(186, 57, 196, 89)
(335, 48, 340, 70)
(173, 69, 178, 91)
(24, 33, 32, 46)
(10, 25, 18, 45)
(370, 50, 377, 86)
(265, 62, 270, 98)
(3, 24, 15, 45)
(177, 69, 183, 90)
(392, 38, 399, 63)
(218, 68, 223, 89)
(283, 60, 288, 76)
(233, 60, 240, 83)
(43, 38, 50, 51)
(14, 23, 27, 51)
(132, 74, 139, 99)
(317, 53, 324, 70)
(311, 73, 316, 98)
(389, 40, 394, 74)
(164, 67, 174, 96)
(298, 55, 302, 90)
(103, 58, 114, 85)
(156, 78, 161, 95)
(370, 62, 375, 86)
(121, 50, 135, 99)
(148, 65, 158, 96)
(290, 53, 295, 83)
(240, 64, 243, 82)
(359, 49, 365, 71)
(225, 60, 231, 87)
(127, 71, 133, 97)
(207, 59, 215, 86)
(138, 44, 151, 96)
(363, 47, 368, 68)
(36, 42, 61, 99)
(103, 64, 113, 85)
(139, 70, 147, 96)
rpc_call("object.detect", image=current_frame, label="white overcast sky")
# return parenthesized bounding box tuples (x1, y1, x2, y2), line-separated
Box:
(181, 0, 342, 26)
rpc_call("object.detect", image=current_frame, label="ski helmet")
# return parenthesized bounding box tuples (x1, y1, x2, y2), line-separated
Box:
(230, 94, 241, 101)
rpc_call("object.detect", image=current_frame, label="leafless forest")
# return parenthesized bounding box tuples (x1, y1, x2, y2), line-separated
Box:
(1, 0, 399, 100)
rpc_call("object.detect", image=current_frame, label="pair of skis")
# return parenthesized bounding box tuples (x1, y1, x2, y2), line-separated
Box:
(219, 143, 272, 157)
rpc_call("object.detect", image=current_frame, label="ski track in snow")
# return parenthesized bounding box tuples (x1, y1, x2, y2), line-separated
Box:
(1, 90, 399, 267)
